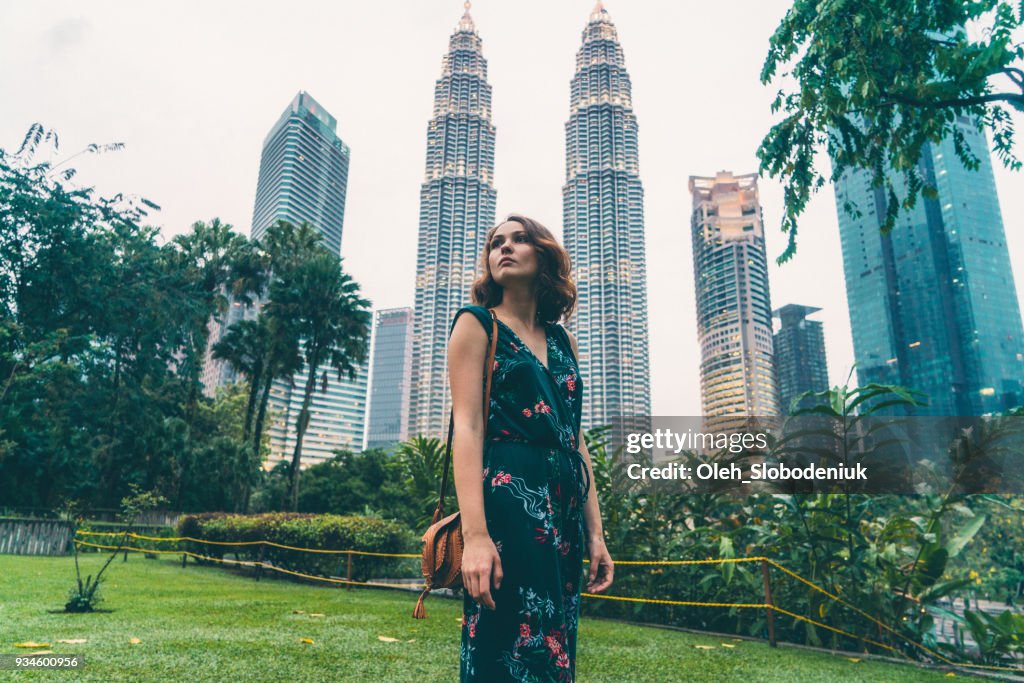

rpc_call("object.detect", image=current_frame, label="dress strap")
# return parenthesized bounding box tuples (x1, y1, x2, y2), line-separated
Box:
(448, 305, 494, 342)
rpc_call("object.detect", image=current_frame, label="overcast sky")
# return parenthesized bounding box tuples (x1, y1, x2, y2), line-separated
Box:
(3, 1, 1022, 416)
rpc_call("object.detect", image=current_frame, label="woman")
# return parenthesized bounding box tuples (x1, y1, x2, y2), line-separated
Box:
(448, 214, 614, 682)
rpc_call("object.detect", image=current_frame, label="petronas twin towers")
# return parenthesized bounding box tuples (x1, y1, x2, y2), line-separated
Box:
(408, 2, 651, 439)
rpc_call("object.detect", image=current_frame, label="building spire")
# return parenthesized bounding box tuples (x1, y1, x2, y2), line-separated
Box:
(458, 1, 475, 31)
(590, 0, 609, 22)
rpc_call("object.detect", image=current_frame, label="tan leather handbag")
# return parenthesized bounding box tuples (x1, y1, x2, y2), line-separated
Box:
(412, 309, 498, 619)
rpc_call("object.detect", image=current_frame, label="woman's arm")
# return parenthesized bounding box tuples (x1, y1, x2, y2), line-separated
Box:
(565, 329, 614, 593)
(448, 311, 502, 608)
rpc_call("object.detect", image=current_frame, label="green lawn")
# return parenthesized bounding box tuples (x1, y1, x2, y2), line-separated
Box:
(0, 554, 975, 682)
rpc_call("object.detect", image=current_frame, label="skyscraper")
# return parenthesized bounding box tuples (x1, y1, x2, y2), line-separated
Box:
(773, 304, 829, 413)
(250, 91, 369, 468)
(408, 4, 498, 439)
(200, 294, 257, 398)
(690, 172, 781, 418)
(366, 307, 414, 450)
(834, 120, 1024, 415)
(562, 2, 651, 430)
(265, 360, 369, 467)
(251, 91, 350, 253)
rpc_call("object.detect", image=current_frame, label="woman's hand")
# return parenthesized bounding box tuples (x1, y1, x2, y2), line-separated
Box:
(586, 538, 614, 593)
(462, 534, 503, 610)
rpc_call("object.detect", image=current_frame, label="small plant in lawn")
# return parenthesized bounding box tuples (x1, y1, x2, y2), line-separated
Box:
(65, 486, 167, 613)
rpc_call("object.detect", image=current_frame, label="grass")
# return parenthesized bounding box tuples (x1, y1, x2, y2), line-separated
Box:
(0, 553, 979, 682)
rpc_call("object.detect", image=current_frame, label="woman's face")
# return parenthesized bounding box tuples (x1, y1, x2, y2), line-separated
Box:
(488, 220, 539, 285)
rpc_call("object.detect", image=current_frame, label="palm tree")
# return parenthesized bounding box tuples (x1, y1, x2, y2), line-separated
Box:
(166, 218, 253, 424)
(212, 318, 265, 442)
(396, 436, 449, 531)
(266, 250, 370, 511)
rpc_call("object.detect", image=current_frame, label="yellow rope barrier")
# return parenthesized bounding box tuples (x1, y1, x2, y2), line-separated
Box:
(75, 530, 420, 557)
(768, 605, 905, 657)
(581, 592, 769, 609)
(72, 540, 417, 590)
(605, 557, 768, 566)
(71, 533, 1024, 673)
(764, 560, 1024, 673)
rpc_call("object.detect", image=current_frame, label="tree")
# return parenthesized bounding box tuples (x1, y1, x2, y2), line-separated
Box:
(0, 125, 261, 511)
(210, 221, 325, 505)
(165, 218, 255, 428)
(758, 0, 1023, 261)
(266, 250, 371, 511)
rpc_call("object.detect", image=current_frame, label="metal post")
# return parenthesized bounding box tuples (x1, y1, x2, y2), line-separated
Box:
(762, 559, 777, 648)
(256, 544, 264, 582)
(181, 552, 187, 568)
(346, 552, 353, 591)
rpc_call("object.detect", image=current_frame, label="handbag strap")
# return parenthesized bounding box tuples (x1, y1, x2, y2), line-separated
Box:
(432, 308, 498, 524)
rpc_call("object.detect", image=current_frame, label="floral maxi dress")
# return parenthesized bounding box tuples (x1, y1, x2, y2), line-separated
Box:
(453, 305, 591, 683)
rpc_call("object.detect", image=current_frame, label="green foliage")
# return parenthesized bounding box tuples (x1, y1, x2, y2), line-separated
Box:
(0, 126, 265, 512)
(759, 0, 1023, 261)
(961, 608, 1024, 663)
(950, 495, 1024, 601)
(0, 127, 379, 516)
(584, 384, 1023, 665)
(178, 512, 415, 581)
(249, 442, 451, 533)
(395, 436, 452, 532)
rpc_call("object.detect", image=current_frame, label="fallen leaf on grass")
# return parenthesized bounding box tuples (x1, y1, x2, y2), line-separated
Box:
(26, 651, 54, 656)
(407, 639, 416, 643)
(378, 636, 400, 643)
(308, 613, 325, 618)
(300, 638, 314, 644)
(56, 639, 87, 644)
(14, 642, 50, 648)
(720, 644, 736, 648)
(945, 674, 956, 678)
(292, 610, 306, 614)
(694, 645, 716, 650)
(129, 638, 141, 645)
(846, 658, 861, 663)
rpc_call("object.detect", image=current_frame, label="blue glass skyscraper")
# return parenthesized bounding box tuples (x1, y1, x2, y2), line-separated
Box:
(834, 120, 1024, 414)
(250, 91, 368, 467)
(367, 307, 413, 450)
(251, 91, 350, 254)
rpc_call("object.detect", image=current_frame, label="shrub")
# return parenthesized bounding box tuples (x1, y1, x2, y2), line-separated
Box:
(177, 512, 417, 581)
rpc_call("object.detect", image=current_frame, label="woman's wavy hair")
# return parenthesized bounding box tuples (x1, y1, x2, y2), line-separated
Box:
(471, 214, 576, 324)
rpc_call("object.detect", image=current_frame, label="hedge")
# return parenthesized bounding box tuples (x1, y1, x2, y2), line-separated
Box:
(177, 512, 418, 582)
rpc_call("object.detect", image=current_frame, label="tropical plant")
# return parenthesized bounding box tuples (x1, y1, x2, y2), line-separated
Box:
(66, 486, 166, 612)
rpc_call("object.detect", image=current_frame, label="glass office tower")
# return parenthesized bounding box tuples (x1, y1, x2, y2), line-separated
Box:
(773, 304, 829, 413)
(366, 308, 413, 450)
(834, 120, 1024, 415)
(250, 91, 368, 467)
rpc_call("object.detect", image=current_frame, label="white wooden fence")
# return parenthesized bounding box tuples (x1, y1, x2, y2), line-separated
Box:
(0, 518, 73, 555)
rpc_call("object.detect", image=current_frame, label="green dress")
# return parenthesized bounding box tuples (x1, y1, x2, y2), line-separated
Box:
(453, 305, 590, 683)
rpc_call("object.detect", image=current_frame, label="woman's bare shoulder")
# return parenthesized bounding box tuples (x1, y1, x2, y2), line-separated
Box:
(449, 306, 490, 353)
